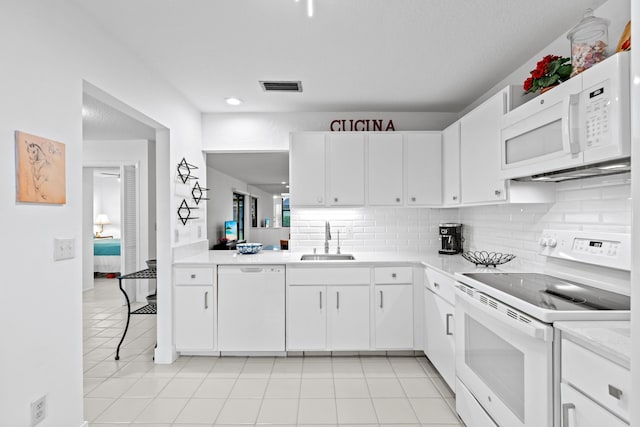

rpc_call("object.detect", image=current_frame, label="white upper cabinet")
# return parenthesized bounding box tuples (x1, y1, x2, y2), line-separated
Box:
(460, 88, 509, 204)
(368, 133, 404, 206)
(327, 133, 365, 206)
(405, 133, 442, 206)
(290, 132, 326, 206)
(442, 121, 461, 206)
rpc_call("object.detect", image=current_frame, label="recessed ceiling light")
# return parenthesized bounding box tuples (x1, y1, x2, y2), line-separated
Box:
(225, 97, 243, 106)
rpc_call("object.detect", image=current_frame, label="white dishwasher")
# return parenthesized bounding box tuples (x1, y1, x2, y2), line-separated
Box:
(217, 265, 285, 354)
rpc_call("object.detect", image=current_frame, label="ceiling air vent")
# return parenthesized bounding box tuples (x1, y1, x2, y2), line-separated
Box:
(260, 80, 303, 92)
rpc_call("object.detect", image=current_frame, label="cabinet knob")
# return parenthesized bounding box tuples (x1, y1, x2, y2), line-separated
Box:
(494, 190, 502, 197)
(411, 197, 416, 202)
(396, 197, 401, 203)
(434, 282, 440, 289)
(317, 197, 323, 204)
(191, 274, 196, 279)
(391, 273, 397, 278)
(452, 196, 458, 201)
(334, 197, 338, 202)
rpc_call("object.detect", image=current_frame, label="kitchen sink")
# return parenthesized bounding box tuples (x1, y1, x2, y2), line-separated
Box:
(300, 254, 356, 261)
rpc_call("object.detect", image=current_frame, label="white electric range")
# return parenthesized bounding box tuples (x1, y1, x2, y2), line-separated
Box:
(453, 230, 631, 427)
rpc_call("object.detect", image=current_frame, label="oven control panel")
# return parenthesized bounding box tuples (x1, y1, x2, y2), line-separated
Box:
(539, 230, 630, 271)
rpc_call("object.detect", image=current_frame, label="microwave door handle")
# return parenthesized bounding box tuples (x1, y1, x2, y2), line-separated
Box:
(567, 93, 581, 154)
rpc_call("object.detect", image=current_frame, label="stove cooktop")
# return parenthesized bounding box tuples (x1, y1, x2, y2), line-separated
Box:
(462, 272, 629, 312)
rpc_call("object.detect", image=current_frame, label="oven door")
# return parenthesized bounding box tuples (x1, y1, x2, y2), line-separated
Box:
(455, 284, 554, 427)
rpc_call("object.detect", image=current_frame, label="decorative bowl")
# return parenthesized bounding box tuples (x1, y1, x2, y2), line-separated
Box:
(461, 251, 516, 267)
(146, 259, 157, 270)
(237, 243, 263, 255)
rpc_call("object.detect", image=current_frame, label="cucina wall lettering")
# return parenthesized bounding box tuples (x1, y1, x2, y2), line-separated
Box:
(330, 119, 396, 132)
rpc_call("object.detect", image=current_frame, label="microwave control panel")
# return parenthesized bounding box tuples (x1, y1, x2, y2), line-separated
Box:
(582, 79, 611, 148)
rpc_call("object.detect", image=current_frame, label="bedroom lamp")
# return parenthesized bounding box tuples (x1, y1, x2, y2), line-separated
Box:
(95, 214, 111, 237)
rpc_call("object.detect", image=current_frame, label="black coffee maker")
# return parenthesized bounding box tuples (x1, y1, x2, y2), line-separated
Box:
(439, 223, 463, 255)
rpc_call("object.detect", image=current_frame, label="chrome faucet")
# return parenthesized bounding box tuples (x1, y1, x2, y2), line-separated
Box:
(324, 221, 331, 254)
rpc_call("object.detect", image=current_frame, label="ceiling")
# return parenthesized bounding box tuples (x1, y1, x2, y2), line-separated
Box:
(206, 152, 290, 195)
(83, 94, 156, 140)
(72, 0, 605, 113)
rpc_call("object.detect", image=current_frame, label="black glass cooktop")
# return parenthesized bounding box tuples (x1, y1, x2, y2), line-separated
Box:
(463, 273, 630, 311)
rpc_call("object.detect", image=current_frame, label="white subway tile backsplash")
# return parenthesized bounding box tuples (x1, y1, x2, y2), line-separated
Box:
(289, 176, 630, 261)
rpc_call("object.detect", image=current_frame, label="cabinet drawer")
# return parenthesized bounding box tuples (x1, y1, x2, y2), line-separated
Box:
(287, 267, 370, 285)
(374, 267, 412, 284)
(562, 338, 630, 422)
(175, 267, 215, 285)
(561, 383, 628, 427)
(425, 268, 455, 305)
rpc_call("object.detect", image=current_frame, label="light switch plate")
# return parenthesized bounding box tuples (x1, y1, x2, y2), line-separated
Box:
(54, 238, 75, 261)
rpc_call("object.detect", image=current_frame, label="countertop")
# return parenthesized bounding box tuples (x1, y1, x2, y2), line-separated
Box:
(174, 250, 534, 278)
(555, 320, 631, 369)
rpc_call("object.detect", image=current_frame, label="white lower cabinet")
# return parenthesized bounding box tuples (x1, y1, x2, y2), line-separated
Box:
(423, 268, 456, 390)
(287, 285, 327, 350)
(373, 266, 414, 350)
(560, 337, 630, 425)
(174, 285, 215, 352)
(287, 284, 369, 351)
(328, 286, 370, 350)
(560, 383, 627, 427)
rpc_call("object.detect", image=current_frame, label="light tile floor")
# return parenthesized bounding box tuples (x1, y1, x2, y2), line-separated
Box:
(84, 278, 463, 426)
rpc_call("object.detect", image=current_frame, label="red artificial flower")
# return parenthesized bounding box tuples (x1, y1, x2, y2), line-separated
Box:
(523, 77, 533, 92)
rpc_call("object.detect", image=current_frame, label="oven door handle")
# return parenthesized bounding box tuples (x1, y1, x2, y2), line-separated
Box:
(456, 286, 552, 342)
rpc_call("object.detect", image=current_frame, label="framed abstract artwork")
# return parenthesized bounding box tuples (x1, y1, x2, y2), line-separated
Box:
(15, 131, 66, 204)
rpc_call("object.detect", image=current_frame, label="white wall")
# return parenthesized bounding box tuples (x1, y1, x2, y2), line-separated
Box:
(630, 1, 639, 425)
(93, 174, 121, 237)
(202, 112, 458, 151)
(0, 2, 202, 426)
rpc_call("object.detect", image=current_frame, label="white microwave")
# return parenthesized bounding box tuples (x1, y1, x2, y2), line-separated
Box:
(500, 52, 630, 181)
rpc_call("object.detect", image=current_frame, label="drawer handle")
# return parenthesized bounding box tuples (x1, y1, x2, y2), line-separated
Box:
(433, 282, 440, 289)
(608, 384, 623, 400)
(562, 403, 575, 427)
(336, 291, 340, 309)
(191, 274, 196, 279)
(379, 290, 384, 308)
(319, 291, 323, 309)
(204, 291, 209, 309)
(445, 313, 453, 336)
(391, 273, 397, 279)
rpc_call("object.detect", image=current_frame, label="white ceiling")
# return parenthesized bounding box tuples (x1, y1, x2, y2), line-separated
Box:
(72, 0, 606, 113)
(83, 94, 156, 140)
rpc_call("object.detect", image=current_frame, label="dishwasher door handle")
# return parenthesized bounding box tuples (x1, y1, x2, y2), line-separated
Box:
(240, 267, 264, 273)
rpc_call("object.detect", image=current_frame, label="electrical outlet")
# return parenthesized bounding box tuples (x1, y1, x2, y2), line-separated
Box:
(30, 395, 46, 426)
(344, 226, 353, 239)
(54, 238, 75, 261)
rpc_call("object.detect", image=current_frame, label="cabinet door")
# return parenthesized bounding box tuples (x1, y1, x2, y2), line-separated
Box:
(175, 286, 214, 351)
(328, 285, 370, 350)
(368, 133, 404, 205)
(442, 122, 461, 206)
(424, 289, 455, 390)
(460, 88, 508, 204)
(560, 383, 628, 427)
(375, 284, 414, 349)
(290, 133, 326, 206)
(327, 133, 365, 205)
(287, 286, 327, 350)
(406, 133, 442, 206)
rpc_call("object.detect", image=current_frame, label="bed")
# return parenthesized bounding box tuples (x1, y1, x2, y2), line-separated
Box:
(93, 238, 121, 273)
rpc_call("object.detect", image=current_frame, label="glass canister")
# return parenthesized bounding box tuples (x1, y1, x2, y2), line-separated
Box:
(567, 9, 610, 76)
